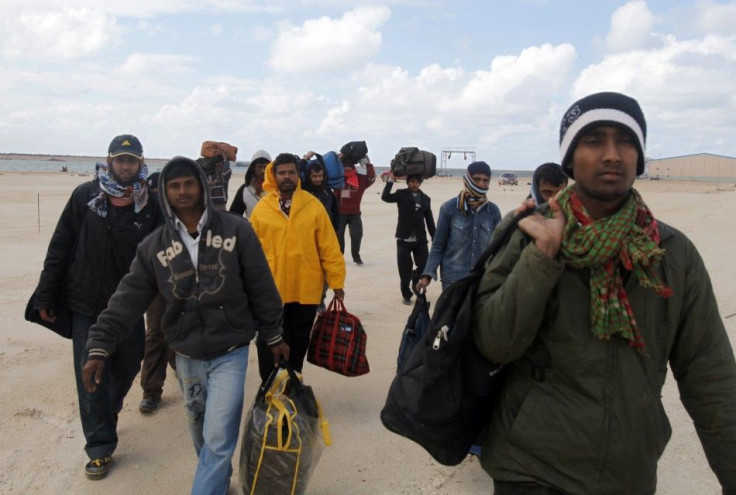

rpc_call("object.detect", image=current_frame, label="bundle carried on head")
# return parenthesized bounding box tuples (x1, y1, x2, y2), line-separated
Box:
(390, 147, 436, 179)
(339, 141, 368, 166)
(200, 141, 238, 162)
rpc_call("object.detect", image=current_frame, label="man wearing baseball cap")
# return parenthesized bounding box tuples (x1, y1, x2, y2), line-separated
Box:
(32, 134, 163, 480)
(473, 92, 736, 494)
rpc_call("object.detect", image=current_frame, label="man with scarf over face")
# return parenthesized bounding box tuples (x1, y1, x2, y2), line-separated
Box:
(416, 161, 501, 293)
(473, 92, 736, 494)
(33, 134, 163, 480)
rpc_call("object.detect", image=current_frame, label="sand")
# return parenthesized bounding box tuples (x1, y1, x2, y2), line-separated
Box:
(1, 171, 734, 494)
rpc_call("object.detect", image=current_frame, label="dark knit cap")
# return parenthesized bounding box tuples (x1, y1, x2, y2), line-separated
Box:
(559, 92, 646, 178)
(467, 161, 491, 177)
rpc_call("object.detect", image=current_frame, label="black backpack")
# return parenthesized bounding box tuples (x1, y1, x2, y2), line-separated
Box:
(380, 209, 533, 465)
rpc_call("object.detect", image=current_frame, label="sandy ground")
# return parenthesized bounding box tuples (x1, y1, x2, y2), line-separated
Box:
(1, 171, 734, 495)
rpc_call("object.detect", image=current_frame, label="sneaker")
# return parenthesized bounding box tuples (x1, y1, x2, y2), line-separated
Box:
(85, 456, 112, 480)
(139, 397, 160, 414)
(402, 297, 412, 306)
(354, 258, 364, 266)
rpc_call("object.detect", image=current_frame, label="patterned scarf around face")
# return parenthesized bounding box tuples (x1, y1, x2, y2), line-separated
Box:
(457, 171, 488, 215)
(557, 185, 672, 348)
(88, 162, 149, 218)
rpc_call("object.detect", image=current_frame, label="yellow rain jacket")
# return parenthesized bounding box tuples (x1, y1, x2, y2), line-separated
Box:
(250, 162, 346, 305)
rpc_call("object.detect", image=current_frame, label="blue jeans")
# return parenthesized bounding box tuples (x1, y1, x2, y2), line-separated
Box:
(176, 346, 249, 495)
(72, 312, 145, 460)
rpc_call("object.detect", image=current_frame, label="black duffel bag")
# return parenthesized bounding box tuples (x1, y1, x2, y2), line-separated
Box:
(339, 141, 368, 165)
(390, 147, 436, 179)
(380, 209, 533, 465)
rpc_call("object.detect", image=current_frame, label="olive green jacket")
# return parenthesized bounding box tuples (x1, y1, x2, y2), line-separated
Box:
(474, 211, 736, 495)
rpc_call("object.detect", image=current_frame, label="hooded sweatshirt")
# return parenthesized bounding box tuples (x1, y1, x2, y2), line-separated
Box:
(87, 156, 283, 360)
(250, 161, 346, 305)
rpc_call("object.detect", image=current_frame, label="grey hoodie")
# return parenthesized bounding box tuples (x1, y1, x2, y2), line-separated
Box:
(87, 156, 283, 360)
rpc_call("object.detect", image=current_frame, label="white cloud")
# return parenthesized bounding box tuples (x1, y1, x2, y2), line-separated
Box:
(0, 7, 119, 60)
(695, 0, 736, 34)
(269, 6, 391, 73)
(603, 0, 661, 53)
(117, 53, 198, 76)
(574, 32, 736, 157)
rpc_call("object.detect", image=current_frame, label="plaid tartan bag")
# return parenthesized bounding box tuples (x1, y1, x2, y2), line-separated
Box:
(307, 297, 369, 376)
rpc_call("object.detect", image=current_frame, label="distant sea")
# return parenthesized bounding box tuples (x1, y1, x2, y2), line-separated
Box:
(0, 160, 166, 174)
(0, 159, 532, 179)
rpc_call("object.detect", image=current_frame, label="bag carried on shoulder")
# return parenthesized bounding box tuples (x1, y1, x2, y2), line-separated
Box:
(390, 147, 437, 179)
(239, 363, 330, 495)
(380, 210, 533, 465)
(307, 297, 369, 377)
(396, 291, 430, 371)
(307, 151, 345, 190)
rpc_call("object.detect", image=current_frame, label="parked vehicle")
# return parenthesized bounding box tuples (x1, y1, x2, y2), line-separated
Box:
(498, 173, 518, 186)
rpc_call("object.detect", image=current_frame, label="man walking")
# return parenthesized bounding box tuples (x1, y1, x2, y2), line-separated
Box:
(82, 157, 287, 494)
(335, 152, 375, 265)
(250, 153, 346, 381)
(381, 173, 435, 304)
(417, 161, 501, 293)
(229, 149, 271, 219)
(302, 159, 340, 231)
(34, 134, 162, 480)
(473, 92, 736, 494)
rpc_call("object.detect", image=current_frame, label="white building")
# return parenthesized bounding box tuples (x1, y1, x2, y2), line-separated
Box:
(646, 153, 736, 182)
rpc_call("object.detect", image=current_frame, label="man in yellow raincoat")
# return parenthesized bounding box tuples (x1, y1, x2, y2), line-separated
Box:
(250, 153, 346, 381)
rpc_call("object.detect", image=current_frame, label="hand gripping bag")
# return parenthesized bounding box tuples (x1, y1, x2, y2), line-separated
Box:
(239, 364, 330, 495)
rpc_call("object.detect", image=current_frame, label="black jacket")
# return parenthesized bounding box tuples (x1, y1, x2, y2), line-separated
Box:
(35, 180, 163, 318)
(381, 181, 436, 243)
(304, 184, 340, 232)
(87, 157, 284, 360)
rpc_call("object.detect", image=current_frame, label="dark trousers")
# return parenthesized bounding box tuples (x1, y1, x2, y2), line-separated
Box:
(139, 293, 176, 400)
(494, 481, 567, 495)
(338, 213, 363, 261)
(257, 303, 318, 382)
(72, 311, 145, 460)
(396, 239, 428, 299)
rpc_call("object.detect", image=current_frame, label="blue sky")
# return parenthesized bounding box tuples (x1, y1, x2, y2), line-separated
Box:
(1, 0, 735, 170)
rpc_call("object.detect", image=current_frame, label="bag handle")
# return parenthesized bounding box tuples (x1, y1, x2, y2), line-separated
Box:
(258, 361, 304, 399)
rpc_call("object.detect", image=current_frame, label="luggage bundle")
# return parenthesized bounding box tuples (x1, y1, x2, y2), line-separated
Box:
(307, 152, 345, 190)
(200, 140, 238, 161)
(390, 147, 436, 179)
(239, 364, 330, 495)
(339, 141, 368, 165)
(308, 297, 370, 377)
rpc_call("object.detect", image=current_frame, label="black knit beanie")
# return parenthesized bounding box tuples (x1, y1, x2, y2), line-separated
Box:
(559, 92, 646, 179)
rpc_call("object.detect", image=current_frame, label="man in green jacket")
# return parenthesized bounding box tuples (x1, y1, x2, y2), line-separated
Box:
(474, 92, 736, 494)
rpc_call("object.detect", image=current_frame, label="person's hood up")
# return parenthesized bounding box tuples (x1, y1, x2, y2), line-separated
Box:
(158, 156, 214, 227)
(262, 160, 302, 195)
(530, 167, 544, 205)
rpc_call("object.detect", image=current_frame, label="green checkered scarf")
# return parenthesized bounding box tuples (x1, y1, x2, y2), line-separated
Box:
(557, 185, 672, 348)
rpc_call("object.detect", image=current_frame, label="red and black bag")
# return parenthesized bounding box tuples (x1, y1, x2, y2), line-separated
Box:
(307, 298, 369, 377)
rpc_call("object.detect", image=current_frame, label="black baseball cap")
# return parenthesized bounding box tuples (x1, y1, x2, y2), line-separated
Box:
(108, 134, 143, 159)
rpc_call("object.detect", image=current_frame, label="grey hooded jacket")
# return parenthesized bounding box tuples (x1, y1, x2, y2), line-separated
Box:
(87, 156, 283, 360)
